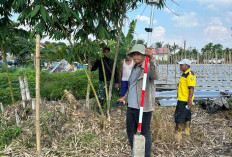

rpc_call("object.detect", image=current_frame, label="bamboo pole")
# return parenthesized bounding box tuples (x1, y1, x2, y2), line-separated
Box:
(215, 50, 218, 84)
(53, 14, 104, 116)
(166, 44, 169, 84)
(161, 48, 164, 81)
(100, 53, 110, 120)
(108, 8, 125, 118)
(229, 49, 232, 87)
(223, 50, 226, 75)
(35, 34, 41, 155)
(174, 43, 177, 85)
(197, 52, 199, 75)
(86, 54, 91, 108)
(184, 40, 186, 59)
(204, 51, 207, 80)
(1, 46, 15, 104)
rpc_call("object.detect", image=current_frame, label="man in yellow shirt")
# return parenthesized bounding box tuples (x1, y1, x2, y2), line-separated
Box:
(175, 59, 196, 141)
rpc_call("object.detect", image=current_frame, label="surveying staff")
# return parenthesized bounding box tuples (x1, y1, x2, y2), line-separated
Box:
(118, 44, 159, 157)
(175, 59, 196, 141)
(91, 47, 119, 108)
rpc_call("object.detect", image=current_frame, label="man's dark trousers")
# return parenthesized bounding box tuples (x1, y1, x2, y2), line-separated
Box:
(126, 107, 152, 157)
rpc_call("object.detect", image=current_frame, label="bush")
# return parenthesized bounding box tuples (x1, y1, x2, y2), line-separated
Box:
(0, 125, 23, 150)
(0, 67, 98, 106)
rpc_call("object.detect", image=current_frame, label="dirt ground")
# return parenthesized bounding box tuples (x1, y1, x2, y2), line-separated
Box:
(0, 100, 231, 157)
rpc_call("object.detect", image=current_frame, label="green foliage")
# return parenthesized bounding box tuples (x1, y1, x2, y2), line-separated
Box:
(0, 67, 98, 105)
(0, 125, 23, 150)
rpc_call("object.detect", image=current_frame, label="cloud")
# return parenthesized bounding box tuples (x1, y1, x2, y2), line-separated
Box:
(225, 11, 232, 23)
(171, 12, 199, 27)
(152, 26, 165, 40)
(136, 15, 157, 25)
(203, 26, 230, 41)
(197, 0, 232, 10)
(209, 17, 223, 26)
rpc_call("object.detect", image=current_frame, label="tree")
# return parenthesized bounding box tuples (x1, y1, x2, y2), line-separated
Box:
(13, 0, 168, 118)
(153, 41, 164, 48)
(0, 0, 29, 104)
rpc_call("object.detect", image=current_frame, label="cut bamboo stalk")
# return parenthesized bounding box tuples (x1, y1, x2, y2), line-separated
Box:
(35, 34, 41, 154)
(32, 98, 36, 110)
(86, 55, 91, 108)
(0, 103, 4, 113)
(24, 76, 31, 100)
(19, 76, 26, 108)
(60, 103, 65, 114)
(15, 109, 20, 127)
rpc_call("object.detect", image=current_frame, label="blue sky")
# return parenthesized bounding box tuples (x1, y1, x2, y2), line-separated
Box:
(125, 0, 232, 51)
(11, 0, 232, 51)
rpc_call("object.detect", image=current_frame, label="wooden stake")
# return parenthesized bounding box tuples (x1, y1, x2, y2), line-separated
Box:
(35, 34, 41, 155)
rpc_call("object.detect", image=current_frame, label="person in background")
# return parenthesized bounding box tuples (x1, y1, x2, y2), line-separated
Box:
(119, 52, 134, 98)
(174, 59, 196, 142)
(91, 47, 119, 108)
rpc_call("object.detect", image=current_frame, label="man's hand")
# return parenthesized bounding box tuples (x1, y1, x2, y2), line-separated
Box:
(187, 100, 193, 108)
(145, 48, 154, 60)
(117, 98, 126, 105)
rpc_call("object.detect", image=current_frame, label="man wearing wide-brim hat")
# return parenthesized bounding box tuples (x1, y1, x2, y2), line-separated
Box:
(118, 44, 159, 157)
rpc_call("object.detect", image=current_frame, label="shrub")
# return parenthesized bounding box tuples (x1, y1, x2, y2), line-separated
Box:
(0, 125, 23, 150)
(0, 67, 98, 106)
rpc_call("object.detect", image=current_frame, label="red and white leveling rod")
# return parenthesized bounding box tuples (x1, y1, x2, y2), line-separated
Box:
(137, 55, 150, 133)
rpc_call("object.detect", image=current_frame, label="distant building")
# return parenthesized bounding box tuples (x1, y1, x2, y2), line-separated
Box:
(152, 48, 170, 61)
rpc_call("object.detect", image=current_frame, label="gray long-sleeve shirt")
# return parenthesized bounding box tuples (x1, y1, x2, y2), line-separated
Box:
(128, 66, 141, 109)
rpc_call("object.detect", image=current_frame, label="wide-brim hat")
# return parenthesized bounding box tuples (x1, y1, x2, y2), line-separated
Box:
(128, 44, 146, 56)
